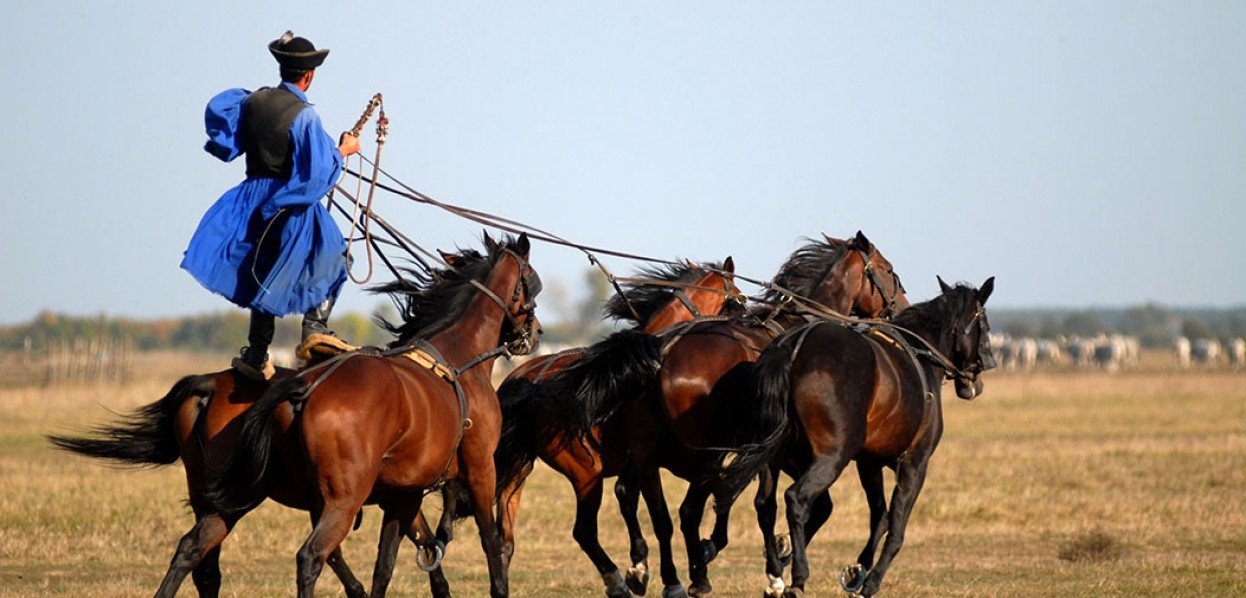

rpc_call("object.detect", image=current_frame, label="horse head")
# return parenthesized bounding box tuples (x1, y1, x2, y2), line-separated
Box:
(843, 231, 909, 318)
(486, 232, 542, 356)
(937, 275, 996, 400)
(769, 232, 908, 319)
(604, 256, 745, 333)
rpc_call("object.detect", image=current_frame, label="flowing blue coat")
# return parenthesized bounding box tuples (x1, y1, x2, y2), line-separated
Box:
(181, 83, 347, 316)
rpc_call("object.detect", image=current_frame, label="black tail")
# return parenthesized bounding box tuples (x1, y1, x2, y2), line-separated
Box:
(566, 329, 664, 435)
(494, 376, 542, 499)
(47, 374, 214, 467)
(718, 333, 794, 498)
(202, 375, 308, 515)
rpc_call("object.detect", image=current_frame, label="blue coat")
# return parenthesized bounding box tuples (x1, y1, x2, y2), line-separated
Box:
(181, 83, 347, 316)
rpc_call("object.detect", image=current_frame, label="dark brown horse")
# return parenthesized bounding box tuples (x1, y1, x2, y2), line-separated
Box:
(201, 232, 540, 598)
(739, 277, 995, 597)
(574, 231, 909, 597)
(487, 258, 743, 598)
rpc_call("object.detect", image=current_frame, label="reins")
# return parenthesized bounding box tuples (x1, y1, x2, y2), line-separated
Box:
(326, 97, 910, 341)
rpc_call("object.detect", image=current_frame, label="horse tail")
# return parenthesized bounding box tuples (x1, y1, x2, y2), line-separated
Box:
(564, 329, 663, 435)
(204, 375, 307, 515)
(718, 333, 795, 498)
(46, 374, 213, 467)
(494, 376, 541, 498)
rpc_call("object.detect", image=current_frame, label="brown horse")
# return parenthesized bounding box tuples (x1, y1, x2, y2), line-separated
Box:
(201, 232, 540, 598)
(739, 277, 996, 597)
(487, 258, 743, 598)
(45, 246, 506, 597)
(573, 231, 908, 597)
(47, 369, 380, 598)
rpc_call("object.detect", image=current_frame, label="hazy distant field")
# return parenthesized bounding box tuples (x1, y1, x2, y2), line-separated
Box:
(2, 351, 1244, 597)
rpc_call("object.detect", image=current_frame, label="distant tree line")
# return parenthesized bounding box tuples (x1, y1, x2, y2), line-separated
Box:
(3, 298, 1241, 354)
(991, 303, 1246, 348)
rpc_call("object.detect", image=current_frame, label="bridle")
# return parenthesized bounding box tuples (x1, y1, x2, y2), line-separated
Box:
(855, 244, 906, 319)
(491, 247, 542, 356)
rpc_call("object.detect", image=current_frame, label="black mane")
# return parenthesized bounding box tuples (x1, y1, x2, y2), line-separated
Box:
(371, 234, 523, 347)
(890, 282, 978, 340)
(760, 237, 851, 304)
(603, 260, 729, 328)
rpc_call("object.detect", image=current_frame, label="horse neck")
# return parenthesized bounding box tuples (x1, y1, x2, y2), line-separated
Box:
(809, 251, 863, 316)
(640, 275, 728, 333)
(427, 262, 518, 369)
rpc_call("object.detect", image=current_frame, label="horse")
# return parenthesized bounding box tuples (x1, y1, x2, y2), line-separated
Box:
(48, 369, 390, 598)
(573, 231, 909, 597)
(419, 257, 744, 598)
(737, 277, 995, 597)
(201, 232, 541, 598)
(500, 258, 743, 597)
(43, 244, 520, 598)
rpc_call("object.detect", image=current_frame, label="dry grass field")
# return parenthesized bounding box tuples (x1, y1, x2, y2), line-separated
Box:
(2, 350, 1244, 597)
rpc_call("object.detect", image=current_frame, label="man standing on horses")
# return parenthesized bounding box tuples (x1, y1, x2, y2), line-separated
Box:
(181, 31, 359, 380)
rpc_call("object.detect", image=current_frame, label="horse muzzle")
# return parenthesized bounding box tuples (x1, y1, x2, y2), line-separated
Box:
(954, 373, 984, 400)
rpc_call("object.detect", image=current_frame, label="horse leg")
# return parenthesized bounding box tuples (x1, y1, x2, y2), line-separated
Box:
(676, 479, 714, 597)
(154, 510, 238, 598)
(499, 463, 533, 569)
(297, 501, 364, 598)
(418, 483, 462, 598)
(371, 501, 422, 598)
(755, 466, 788, 598)
(635, 465, 685, 598)
(613, 465, 650, 595)
(783, 455, 849, 598)
(324, 546, 368, 598)
(856, 458, 929, 597)
(571, 478, 630, 598)
(840, 461, 888, 594)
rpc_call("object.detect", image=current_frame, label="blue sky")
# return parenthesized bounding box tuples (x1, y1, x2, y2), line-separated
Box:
(2, 1, 1243, 325)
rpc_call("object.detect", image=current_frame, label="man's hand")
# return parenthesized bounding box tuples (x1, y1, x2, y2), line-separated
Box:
(338, 132, 360, 157)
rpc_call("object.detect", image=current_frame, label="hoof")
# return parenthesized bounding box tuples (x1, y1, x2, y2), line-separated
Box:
(700, 539, 720, 564)
(781, 587, 804, 598)
(604, 569, 633, 598)
(661, 584, 690, 598)
(415, 540, 446, 572)
(839, 564, 866, 594)
(688, 580, 713, 597)
(626, 562, 650, 595)
(775, 533, 793, 566)
(763, 574, 786, 598)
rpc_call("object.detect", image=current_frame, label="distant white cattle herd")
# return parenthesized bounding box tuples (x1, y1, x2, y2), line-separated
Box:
(989, 333, 1246, 372)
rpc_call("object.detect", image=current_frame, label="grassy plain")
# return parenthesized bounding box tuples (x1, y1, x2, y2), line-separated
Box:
(1, 351, 1244, 597)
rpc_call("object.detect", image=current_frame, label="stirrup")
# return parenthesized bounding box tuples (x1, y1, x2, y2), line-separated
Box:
(296, 332, 357, 361)
(231, 355, 275, 381)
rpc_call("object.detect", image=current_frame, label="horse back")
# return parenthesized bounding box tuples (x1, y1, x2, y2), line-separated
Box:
(297, 354, 483, 492)
(658, 320, 774, 445)
(786, 323, 933, 460)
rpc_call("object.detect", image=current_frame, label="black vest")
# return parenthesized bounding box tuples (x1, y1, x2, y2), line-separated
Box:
(240, 86, 308, 179)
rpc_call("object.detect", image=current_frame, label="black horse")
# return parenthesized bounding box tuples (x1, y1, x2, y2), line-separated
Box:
(732, 277, 995, 597)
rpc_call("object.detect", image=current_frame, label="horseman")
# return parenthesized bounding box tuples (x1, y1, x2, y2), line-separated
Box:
(181, 31, 359, 380)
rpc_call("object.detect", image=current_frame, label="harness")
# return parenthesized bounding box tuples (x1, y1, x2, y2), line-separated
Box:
(778, 318, 967, 465)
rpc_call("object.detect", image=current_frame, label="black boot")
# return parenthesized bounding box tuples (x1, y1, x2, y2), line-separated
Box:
(297, 296, 354, 361)
(232, 311, 276, 381)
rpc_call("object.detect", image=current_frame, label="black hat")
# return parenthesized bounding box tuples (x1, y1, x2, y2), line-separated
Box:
(268, 31, 329, 70)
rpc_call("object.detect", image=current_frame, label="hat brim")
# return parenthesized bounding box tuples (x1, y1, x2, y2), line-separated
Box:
(269, 41, 329, 70)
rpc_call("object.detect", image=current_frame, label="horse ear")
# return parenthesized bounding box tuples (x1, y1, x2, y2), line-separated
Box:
(978, 276, 995, 304)
(439, 250, 461, 267)
(723, 256, 735, 272)
(854, 230, 871, 249)
(483, 230, 498, 252)
(938, 275, 952, 294)
(517, 232, 531, 255)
